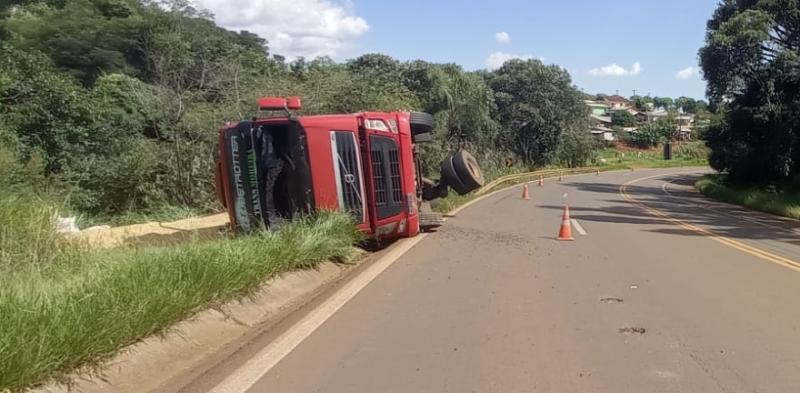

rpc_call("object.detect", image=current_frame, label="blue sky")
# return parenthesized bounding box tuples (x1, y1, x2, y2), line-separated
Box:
(355, 0, 717, 99)
(199, 0, 718, 99)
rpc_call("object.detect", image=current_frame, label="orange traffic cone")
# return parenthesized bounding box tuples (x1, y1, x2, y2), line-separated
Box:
(521, 183, 530, 200)
(556, 205, 575, 241)
(538, 175, 544, 187)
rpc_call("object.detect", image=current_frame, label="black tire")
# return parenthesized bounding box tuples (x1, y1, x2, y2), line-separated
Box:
(409, 112, 434, 135)
(451, 150, 484, 192)
(441, 155, 471, 195)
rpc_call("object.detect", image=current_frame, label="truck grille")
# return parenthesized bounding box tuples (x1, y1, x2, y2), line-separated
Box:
(370, 135, 403, 220)
(371, 150, 387, 206)
(333, 132, 364, 222)
(389, 149, 402, 203)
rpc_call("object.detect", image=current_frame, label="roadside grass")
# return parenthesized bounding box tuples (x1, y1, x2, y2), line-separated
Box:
(0, 194, 362, 392)
(433, 142, 709, 213)
(696, 174, 800, 219)
(598, 141, 708, 168)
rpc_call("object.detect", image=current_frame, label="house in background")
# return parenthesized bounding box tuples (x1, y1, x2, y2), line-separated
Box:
(584, 100, 610, 116)
(602, 95, 632, 110)
(676, 114, 695, 140)
(589, 114, 616, 141)
(584, 93, 699, 142)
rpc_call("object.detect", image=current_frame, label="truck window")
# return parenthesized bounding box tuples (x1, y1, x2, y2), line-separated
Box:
(331, 131, 365, 222)
(369, 135, 403, 220)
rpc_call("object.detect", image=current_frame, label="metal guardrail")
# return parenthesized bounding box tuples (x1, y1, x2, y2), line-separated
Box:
(474, 167, 608, 196)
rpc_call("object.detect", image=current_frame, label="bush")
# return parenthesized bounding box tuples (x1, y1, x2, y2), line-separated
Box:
(611, 110, 636, 127)
(674, 142, 710, 160)
(557, 127, 599, 167)
(625, 119, 674, 148)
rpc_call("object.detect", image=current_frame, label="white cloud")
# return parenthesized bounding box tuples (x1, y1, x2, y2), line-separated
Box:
(630, 62, 642, 75)
(194, 0, 369, 59)
(495, 31, 511, 44)
(485, 52, 539, 70)
(588, 62, 642, 77)
(676, 66, 697, 79)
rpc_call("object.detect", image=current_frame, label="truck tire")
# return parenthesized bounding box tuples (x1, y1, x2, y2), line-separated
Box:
(441, 155, 471, 195)
(409, 112, 434, 135)
(451, 150, 484, 191)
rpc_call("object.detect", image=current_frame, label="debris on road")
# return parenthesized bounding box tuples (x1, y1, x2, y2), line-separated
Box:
(619, 327, 646, 335)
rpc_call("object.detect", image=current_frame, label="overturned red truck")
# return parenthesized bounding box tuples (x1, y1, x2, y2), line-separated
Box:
(214, 96, 484, 240)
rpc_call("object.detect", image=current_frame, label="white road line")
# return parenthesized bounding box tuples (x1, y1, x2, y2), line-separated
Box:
(209, 234, 427, 393)
(571, 219, 588, 235)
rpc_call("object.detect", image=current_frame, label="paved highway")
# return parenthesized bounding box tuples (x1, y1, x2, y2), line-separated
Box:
(188, 168, 800, 392)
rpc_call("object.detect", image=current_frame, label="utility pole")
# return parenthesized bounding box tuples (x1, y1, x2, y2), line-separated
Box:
(632, 89, 638, 97)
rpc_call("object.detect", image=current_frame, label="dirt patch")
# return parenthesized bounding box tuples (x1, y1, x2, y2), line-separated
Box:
(71, 213, 230, 248)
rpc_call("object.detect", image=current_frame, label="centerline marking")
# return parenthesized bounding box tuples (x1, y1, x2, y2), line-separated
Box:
(620, 174, 800, 273)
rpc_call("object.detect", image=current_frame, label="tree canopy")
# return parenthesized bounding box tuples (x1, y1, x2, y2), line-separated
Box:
(0, 1, 599, 217)
(488, 59, 588, 165)
(699, 0, 800, 183)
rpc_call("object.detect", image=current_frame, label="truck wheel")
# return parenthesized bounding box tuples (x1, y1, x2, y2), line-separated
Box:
(451, 150, 484, 191)
(441, 155, 471, 195)
(409, 112, 434, 135)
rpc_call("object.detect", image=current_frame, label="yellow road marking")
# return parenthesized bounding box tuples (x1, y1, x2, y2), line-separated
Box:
(620, 174, 800, 273)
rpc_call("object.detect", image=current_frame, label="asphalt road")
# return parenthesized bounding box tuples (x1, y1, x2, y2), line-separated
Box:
(194, 168, 800, 393)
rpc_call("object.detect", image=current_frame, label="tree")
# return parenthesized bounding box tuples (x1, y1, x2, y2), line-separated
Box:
(631, 95, 653, 111)
(675, 96, 698, 113)
(611, 110, 636, 127)
(332, 53, 418, 112)
(699, 0, 800, 184)
(3, 0, 148, 84)
(489, 59, 587, 165)
(0, 45, 92, 172)
(652, 96, 674, 110)
(624, 118, 674, 148)
(557, 127, 598, 167)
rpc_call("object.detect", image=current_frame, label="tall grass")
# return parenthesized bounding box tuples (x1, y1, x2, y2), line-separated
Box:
(696, 175, 800, 219)
(598, 141, 709, 168)
(0, 199, 361, 391)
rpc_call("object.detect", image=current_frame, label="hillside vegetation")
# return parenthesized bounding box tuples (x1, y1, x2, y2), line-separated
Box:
(0, 0, 599, 222)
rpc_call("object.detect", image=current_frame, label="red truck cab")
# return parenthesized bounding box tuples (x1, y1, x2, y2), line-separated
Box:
(215, 97, 483, 240)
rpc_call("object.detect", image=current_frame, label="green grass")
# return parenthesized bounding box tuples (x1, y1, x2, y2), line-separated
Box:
(597, 141, 708, 168)
(696, 175, 800, 219)
(0, 193, 362, 391)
